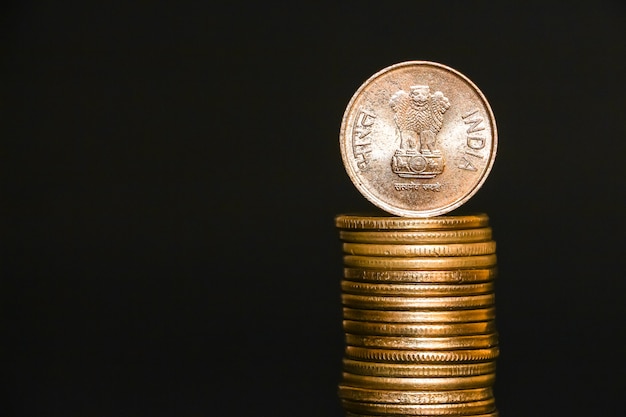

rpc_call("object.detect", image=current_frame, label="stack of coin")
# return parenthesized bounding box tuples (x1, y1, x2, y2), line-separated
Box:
(336, 213, 499, 417)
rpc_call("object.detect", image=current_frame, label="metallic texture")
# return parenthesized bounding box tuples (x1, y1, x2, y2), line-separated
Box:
(341, 397, 496, 415)
(345, 333, 498, 350)
(342, 307, 497, 323)
(338, 386, 494, 404)
(335, 213, 490, 230)
(339, 62, 497, 217)
(342, 320, 496, 337)
(343, 241, 496, 257)
(344, 346, 500, 363)
(336, 212, 499, 416)
(343, 267, 498, 283)
(341, 280, 495, 296)
(341, 372, 496, 390)
(346, 412, 499, 417)
(342, 359, 496, 377)
(343, 254, 497, 270)
(339, 227, 492, 244)
(341, 293, 495, 310)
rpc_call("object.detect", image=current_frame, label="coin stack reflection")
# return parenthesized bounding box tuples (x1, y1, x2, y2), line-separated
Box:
(336, 213, 499, 417)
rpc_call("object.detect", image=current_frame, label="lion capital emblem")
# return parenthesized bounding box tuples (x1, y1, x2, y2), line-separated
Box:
(389, 85, 450, 178)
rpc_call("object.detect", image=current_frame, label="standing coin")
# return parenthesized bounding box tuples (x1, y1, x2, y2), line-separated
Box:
(339, 61, 497, 217)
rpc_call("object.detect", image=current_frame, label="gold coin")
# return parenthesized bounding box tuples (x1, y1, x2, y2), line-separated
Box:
(339, 61, 497, 218)
(335, 213, 489, 230)
(343, 307, 496, 323)
(338, 385, 493, 404)
(345, 333, 498, 350)
(339, 227, 493, 244)
(342, 280, 494, 296)
(342, 293, 495, 310)
(343, 241, 496, 257)
(345, 346, 499, 363)
(343, 358, 496, 378)
(344, 254, 497, 270)
(345, 412, 499, 417)
(342, 372, 496, 390)
(344, 267, 497, 283)
(341, 397, 496, 415)
(343, 320, 496, 337)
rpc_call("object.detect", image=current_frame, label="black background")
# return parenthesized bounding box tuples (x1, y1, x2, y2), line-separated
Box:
(2, 2, 626, 416)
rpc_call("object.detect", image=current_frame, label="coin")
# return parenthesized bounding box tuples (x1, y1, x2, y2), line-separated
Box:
(335, 213, 489, 230)
(343, 241, 496, 257)
(341, 397, 496, 415)
(344, 267, 497, 283)
(343, 358, 496, 378)
(339, 227, 492, 244)
(343, 307, 496, 323)
(345, 346, 499, 363)
(345, 412, 499, 417)
(342, 293, 495, 310)
(339, 61, 497, 217)
(341, 280, 495, 296)
(338, 386, 493, 404)
(341, 372, 496, 390)
(344, 254, 497, 270)
(345, 333, 498, 350)
(343, 320, 496, 337)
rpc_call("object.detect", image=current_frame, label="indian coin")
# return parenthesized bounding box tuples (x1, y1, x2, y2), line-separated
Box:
(339, 61, 497, 217)
(345, 333, 498, 350)
(343, 241, 496, 257)
(341, 397, 496, 415)
(344, 254, 497, 270)
(345, 412, 499, 417)
(342, 320, 496, 337)
(342, 293, 495, 310)
(343, 307, 496, 323)
(339, 227, 492, 244)
(338, 385, 493, 404)
(343, 358, 496, 378)
(344, 267, 497, 283)
(335, 213, 489, 230)
(341, 280, 495, 296)
(345, 346, 499, 363)
(341, 372, 496, 390)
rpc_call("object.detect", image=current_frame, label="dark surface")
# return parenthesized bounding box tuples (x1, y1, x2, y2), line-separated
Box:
(2, 2, 625, 416)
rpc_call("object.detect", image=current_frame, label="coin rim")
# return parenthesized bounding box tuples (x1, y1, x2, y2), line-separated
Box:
(345, 412, 499, 417)
(344, 267, 498, 283)
(345, 333, 498, 350)
(341, 293, 495, 310)
(342, 320, 497, 336)
(342, 358, 497, 378)
(341, 397, 496, 415)
(335, 213, 489, 230)
(339, 61, 498, 217)
(345, 346, 500, 363)
(341, 280, 495, 296)
(343, 254, 497, 270)
(343, 241, 496, 257)
(341, 372, 496, 390)
(339, 227, 493, 243)
(338, 385, 493, 404)
(342, 306, 497, 323)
